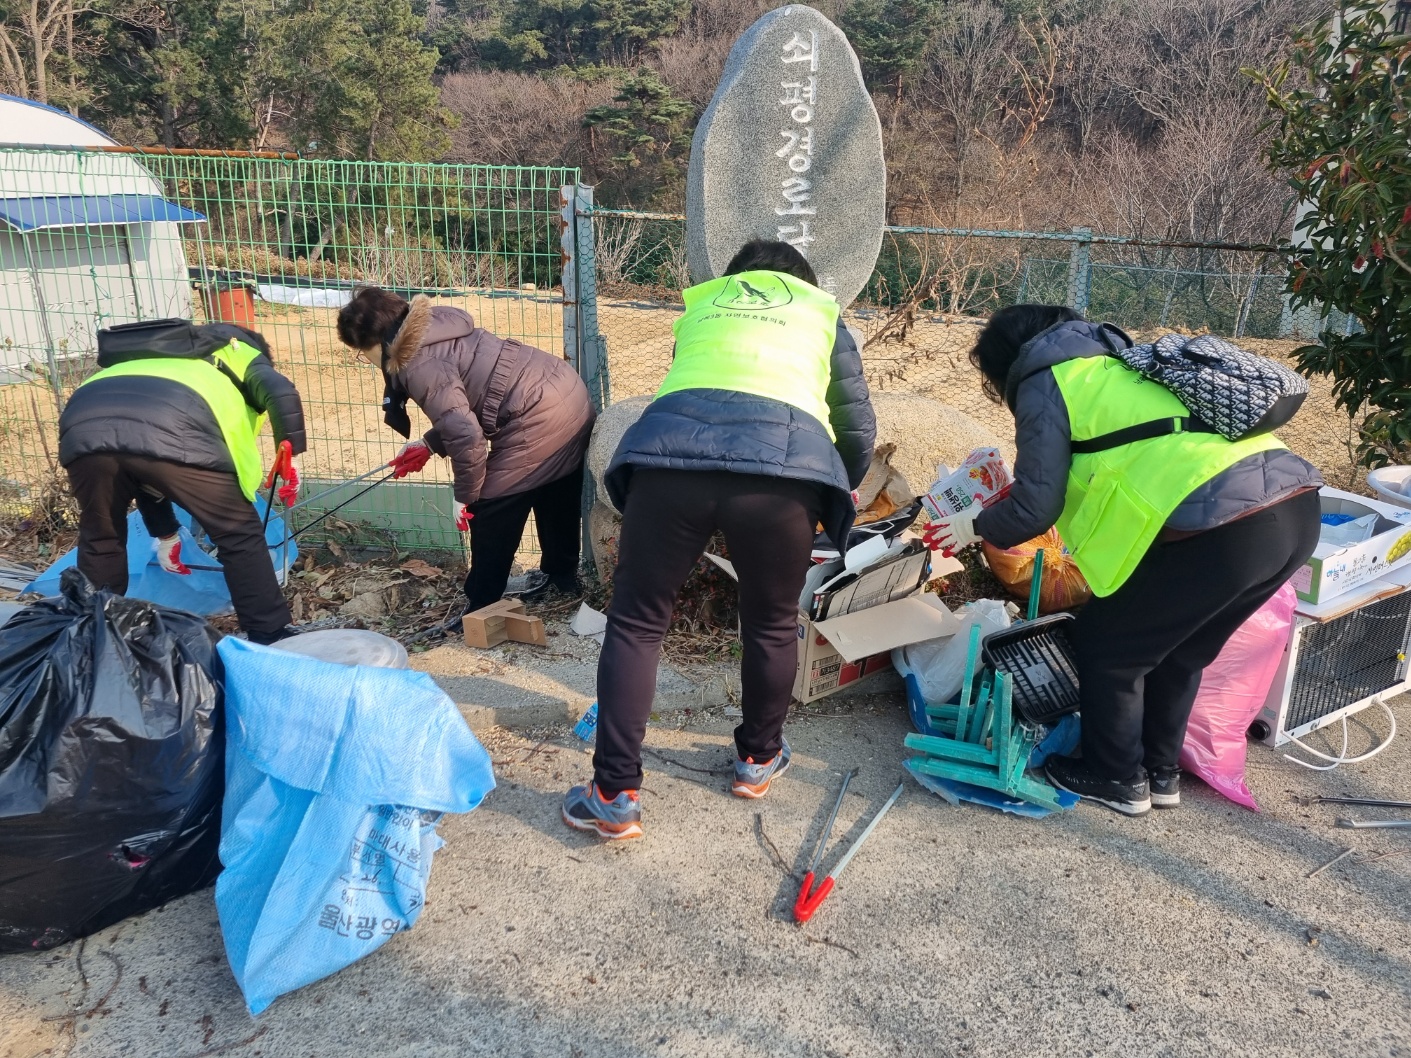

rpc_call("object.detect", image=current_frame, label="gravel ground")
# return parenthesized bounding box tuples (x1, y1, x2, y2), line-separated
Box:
(2, 693, 1408, 1058)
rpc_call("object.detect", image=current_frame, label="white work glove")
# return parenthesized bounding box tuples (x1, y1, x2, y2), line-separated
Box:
(454, 501, 473, 532)
(155, 533, 191, 575)
(921, 509, 982, 558)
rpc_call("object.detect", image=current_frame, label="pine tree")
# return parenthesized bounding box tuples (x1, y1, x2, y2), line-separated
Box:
(841, 0, 943, 102)
(583, 67, 693, 204)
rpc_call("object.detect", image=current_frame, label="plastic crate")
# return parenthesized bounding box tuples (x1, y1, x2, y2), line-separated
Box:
(981, 614, 1081, 725)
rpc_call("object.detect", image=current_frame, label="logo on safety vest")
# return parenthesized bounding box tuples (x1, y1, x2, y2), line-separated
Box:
(713, 273, 794, 310)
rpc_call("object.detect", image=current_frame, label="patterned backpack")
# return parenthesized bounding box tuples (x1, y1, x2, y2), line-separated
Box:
(1070, 328, 1309, 455)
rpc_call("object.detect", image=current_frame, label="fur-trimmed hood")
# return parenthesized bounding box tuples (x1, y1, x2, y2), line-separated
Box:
(383, 294, 476, 372)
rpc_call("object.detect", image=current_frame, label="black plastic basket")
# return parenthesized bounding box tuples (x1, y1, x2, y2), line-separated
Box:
(982, 614, 1081, 726)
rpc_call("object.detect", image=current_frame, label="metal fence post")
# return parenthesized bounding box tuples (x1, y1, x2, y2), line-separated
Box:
(559, 185, 581, 375)
(561, 183, 611, 576)
(572, 186, 609, 412)
(1066, 226, 1092, 315)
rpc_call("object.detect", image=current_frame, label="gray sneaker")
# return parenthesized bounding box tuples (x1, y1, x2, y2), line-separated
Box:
(732, 738, 792, 799)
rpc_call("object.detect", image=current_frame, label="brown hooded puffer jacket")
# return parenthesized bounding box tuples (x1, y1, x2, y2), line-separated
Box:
(385, 294, 595, 504)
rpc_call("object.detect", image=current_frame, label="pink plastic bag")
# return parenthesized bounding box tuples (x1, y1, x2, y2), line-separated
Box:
(1179, 583, 1297, 811)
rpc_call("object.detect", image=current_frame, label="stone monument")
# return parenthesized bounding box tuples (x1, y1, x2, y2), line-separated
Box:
(686, 4, 886, 308)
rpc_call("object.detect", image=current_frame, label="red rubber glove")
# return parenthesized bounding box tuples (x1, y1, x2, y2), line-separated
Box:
(156, 534, 191, 575)
(454, 501, 473, 532)
(388, 439, 432, 479)
(277, 459, 300, 507)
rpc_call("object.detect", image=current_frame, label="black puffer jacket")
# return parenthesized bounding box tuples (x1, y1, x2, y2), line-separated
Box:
(606, 321, 876, 548)
(975, 320, 1322, 549)
(59, 322, 306, 475)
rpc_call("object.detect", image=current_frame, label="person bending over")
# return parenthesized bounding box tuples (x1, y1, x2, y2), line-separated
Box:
(923, 304, 1322, 816)
(561, 239, 876, 840)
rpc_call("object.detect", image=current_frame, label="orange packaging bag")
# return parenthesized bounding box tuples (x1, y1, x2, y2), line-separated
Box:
(981, 528, 1092, 614)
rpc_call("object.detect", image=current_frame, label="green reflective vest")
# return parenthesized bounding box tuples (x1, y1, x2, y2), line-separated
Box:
(1052, 356, 1285, 596)
(77, 339, 269, 500)
(659, 270, 839, 438)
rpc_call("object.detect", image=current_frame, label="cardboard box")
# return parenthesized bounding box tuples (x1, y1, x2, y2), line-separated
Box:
(705, 544, 963, 704)
(793, 593, 961, 703)
(1293, 488, 1411, 604)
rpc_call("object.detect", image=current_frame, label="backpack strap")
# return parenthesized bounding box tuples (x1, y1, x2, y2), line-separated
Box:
(1069, 416, 1216, 454)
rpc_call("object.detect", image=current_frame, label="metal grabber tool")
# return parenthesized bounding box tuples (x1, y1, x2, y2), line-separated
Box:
(794, 777, 905, 924)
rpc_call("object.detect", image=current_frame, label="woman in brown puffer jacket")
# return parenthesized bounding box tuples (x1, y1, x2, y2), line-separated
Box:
(337, 288, 595, 615)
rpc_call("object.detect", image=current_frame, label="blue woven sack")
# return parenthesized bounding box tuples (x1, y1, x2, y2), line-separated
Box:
(214, 638, 494, 1015)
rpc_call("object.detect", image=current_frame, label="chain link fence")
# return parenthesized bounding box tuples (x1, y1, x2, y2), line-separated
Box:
(0, 146, 576, 552)
(581, 209, 1321, 417)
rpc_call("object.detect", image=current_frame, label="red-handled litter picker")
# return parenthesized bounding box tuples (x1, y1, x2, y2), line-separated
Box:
(178, 463, 399, 574)
(794, 779, 905, 924)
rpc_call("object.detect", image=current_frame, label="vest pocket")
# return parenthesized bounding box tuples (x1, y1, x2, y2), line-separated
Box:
(1064, 474, 1158, 593)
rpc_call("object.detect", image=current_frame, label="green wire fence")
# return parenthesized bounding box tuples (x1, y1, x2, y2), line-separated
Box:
(0, 146, 577, 553)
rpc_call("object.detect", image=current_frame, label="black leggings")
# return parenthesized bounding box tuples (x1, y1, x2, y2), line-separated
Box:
(463, 464, 584, 612)
(1073, 489, 1321, 780)
(593, 469, 823, 793)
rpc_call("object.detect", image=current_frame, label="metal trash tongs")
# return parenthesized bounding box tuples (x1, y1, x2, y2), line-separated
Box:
(794, 775, 905, 924)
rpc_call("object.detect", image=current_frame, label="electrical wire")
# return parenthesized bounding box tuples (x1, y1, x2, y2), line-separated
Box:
(1281, 699, 1398, 770)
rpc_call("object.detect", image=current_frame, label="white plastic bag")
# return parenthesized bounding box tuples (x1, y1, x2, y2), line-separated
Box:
(1319, 512, 1378, 547)
(893, 599, 1011, 705)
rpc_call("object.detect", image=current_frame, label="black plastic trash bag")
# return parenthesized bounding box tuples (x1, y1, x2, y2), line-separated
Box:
(0, 569, 224, 953)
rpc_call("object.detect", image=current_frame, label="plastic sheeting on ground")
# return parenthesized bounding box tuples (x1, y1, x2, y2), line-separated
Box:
(23, 499, 295, 617)
(214, 637, 495, 1015)
(0, 570, 224, 952)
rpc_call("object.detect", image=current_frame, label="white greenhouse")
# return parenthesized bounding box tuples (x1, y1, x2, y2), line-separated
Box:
(0, 95, 204, 380)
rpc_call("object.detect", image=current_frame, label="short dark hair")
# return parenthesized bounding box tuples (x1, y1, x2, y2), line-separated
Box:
(337, 287, 409, 350)
(723, 239, 818, 287)
(970, 304, 1083, 405)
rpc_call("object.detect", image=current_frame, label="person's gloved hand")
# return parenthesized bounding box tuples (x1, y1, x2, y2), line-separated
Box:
(921, 509, 981, 557)
(454, 501, 473, 532)
(277, 459, 300, 507)
(156, 533, 191, 575)
(388, 439, 432, 479)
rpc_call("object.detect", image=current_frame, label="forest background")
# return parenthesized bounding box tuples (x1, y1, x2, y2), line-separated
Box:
(0, 0, 1335, 246)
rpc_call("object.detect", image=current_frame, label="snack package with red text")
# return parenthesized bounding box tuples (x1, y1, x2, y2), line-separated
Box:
(920, 448, 1012, 521)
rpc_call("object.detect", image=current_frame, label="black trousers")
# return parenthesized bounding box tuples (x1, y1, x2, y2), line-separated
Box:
(464, 463, 584, 612)
(593, 469, 823, 793)
(66, 452, 292, 637)
(1074, 489, 1321, 781)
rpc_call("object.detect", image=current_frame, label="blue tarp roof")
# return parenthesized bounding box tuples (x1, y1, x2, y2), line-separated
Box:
(0, 193, 206, 232)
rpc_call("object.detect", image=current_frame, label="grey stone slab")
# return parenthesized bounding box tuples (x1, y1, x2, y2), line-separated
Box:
(687, 4, 886, 308)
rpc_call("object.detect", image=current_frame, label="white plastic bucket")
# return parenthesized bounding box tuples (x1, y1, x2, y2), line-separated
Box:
(1367, 466, 1411, 510)
(270, 628, 409, 669)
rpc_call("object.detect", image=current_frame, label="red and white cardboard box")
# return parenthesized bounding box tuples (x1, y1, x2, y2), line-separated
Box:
(706, 540, 962, 704)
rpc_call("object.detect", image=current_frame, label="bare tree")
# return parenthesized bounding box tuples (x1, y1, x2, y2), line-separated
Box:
(914, 1, 1013, 211)
(440, 70, 616, 167)
(0, 0, 92, 105)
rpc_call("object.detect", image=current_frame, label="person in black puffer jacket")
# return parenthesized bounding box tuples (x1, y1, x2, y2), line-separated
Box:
(58, 319, 306, 644)
(922, 305, 1321, 817)
(562, 239, 876, 841)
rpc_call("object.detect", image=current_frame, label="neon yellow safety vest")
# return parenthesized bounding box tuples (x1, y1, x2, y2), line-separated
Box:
(1052, 355, 1285, 597)
(76, 340, 269, 500)
(659, 270, 839, 438)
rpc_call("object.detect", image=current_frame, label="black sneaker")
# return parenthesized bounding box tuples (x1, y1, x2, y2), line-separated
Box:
(247, 624, 302, 646)
(1148, 766, 1181, 809)
(504, 569, 551, 599)
(1045, 755, 1151, 817)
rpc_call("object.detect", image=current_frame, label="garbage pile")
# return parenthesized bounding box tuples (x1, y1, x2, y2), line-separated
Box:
(0, 570, 495, 1017)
